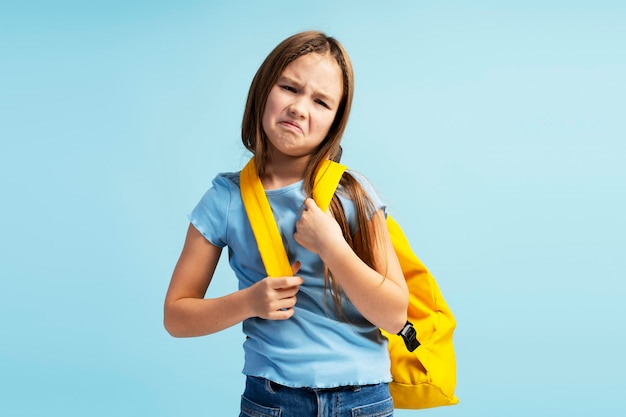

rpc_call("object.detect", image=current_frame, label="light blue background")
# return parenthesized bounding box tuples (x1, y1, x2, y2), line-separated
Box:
(1, 1, 624, 415)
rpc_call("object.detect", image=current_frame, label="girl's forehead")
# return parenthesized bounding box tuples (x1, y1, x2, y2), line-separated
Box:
(283, 52, 338, 73)
(279, 53, 343, 96)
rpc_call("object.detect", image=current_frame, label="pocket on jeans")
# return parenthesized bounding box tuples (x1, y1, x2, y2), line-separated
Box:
(240, 395, 282, 417)
(351, 397, 394, 417)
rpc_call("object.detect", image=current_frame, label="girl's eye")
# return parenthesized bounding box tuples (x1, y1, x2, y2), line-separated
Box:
(280, 85, 296, 93)
(315, 99, 329, 109)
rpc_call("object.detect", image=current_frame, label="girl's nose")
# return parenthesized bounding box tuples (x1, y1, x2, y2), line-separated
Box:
(288, 99, 306, 118)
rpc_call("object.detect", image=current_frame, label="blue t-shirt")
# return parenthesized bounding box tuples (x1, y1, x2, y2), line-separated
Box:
(189, 169, 392, 388)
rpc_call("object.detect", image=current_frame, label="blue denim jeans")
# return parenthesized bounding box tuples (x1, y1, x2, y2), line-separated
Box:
(240, 376, 394, 417)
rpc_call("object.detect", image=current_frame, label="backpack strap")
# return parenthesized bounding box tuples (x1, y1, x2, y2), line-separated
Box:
(240, 158, 292, 277)
(240, 158, 347, 277)
(311, 159, 347, 211)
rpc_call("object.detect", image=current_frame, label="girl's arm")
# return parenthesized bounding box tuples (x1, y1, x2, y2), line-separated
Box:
(294, 198, 409, 334)
(164, 224, 303, 338)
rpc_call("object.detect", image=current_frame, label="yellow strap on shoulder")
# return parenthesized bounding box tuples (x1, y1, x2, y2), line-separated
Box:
(240, 158, 347, 278)
(240, 159, 292, 277)
(312, 159, 347, 212)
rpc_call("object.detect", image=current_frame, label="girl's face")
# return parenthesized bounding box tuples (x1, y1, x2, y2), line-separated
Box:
(262, 52, 343, 162)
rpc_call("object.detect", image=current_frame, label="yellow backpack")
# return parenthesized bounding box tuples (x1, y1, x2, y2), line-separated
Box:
(240, 158, 458, 409)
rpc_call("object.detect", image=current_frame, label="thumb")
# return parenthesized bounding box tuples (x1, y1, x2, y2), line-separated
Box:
(303, 197, 320, 212)
(291, 260, 301, 275)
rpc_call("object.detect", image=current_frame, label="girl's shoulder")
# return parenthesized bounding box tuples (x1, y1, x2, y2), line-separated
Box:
(344, 168, 372, 185)
(208, 171, 242, 192)
(343, 168, 380, 198)
(194, 171, 243, 210)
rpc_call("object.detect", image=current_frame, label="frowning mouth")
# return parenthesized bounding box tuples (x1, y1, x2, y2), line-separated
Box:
(279, 120, 303, 133)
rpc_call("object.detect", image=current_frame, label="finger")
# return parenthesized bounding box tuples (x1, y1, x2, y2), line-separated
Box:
(293, 229, 302, 247)
(285, 276, 304, 287)
(303, 197, 319, 211)
(291, 260, 301, 275)
(270, 276, 303, 289)
(277, 286, 300, 299)
(277, 293, 298, 307)
(270, 307, 295, 320)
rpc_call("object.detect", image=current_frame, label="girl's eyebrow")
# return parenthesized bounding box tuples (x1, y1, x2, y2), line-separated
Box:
(277, 75, 337, 107)
(277, 75, 299, 85)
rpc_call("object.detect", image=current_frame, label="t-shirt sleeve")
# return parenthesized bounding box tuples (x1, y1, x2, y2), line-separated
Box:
(347, 169, 386, 214)
(338, 169, 387, 235)
(188, 174, 233, 248)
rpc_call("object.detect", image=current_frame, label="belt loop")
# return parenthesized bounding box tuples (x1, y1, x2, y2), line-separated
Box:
(264, 378, 278, 394)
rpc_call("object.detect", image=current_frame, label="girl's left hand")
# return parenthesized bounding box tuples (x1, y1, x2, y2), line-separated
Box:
(294, 198, 345, 255)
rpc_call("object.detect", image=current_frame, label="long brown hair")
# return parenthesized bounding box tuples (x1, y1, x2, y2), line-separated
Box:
(242, 31, 384, 317)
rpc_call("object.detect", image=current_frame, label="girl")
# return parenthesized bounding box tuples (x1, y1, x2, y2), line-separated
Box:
(164, 31, 409, 417)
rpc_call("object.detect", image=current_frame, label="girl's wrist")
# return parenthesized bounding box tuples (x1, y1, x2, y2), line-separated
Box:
(318, 236, 352, 268)
(238, 286, 257, 320)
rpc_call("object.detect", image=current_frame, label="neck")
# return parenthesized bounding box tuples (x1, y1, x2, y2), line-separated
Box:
(261, 153, 311, 190)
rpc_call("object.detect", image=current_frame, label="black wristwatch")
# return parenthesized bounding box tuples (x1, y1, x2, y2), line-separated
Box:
(397, 321, 420, 352)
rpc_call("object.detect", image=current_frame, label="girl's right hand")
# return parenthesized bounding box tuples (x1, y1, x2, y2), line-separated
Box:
(247, 261, 303, 320)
